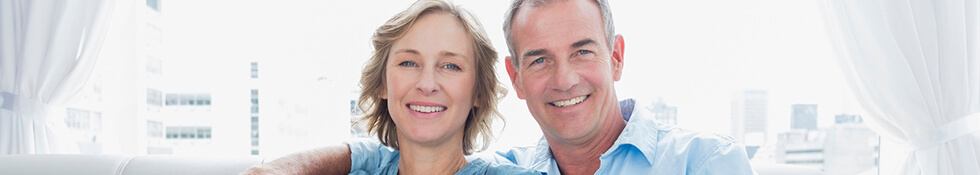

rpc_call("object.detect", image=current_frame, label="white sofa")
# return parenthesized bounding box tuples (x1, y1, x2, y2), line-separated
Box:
(0, 154, 264, 175)
(0, 154, 825, 175)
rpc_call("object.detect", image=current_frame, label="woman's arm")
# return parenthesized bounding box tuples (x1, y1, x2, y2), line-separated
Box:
(241, 145, 352, 175)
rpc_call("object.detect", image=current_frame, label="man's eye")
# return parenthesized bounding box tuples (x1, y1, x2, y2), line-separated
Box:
(398, 61, 417, 67)
(575, 49, 594, 56)
(529, 57, 545, 66)
(442, 63, 462, 71)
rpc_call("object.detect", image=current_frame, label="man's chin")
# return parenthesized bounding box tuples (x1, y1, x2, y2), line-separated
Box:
(545, 125, 598, 143)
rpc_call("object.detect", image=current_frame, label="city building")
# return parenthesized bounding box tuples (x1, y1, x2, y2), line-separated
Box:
(732, 90, 769, 146)
(791, 104, 818, 130)
(835, 113, 863, 125)
(647, 98, 678, 125)
(773, 119, 878, 174)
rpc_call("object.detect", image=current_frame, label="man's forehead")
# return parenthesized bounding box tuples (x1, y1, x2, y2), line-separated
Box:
(510, 0, 604, 54)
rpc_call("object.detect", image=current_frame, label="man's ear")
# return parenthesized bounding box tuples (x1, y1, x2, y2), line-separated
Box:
(505, 56, 526, 99)
(611, 34, 625, 81)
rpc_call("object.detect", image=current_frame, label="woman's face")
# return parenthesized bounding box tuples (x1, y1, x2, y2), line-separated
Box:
(384, 11, 476, 147)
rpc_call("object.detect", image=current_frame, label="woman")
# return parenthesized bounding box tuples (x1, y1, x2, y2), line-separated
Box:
(351, 0, 537, 174)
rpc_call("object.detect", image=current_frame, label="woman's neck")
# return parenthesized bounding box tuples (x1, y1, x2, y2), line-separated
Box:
(397, 135, 468, 175)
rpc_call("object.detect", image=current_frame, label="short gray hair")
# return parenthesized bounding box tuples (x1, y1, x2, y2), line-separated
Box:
(502, 0, 616, 68)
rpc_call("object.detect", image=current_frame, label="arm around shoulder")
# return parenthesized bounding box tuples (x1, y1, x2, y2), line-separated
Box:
(240, 144, 352, 175)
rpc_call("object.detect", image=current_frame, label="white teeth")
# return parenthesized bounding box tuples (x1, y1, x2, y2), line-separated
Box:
(409, 105, 447, 113)
(550, 95, 588, 108)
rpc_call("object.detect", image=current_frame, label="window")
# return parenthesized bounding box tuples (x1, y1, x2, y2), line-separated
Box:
(165, 94, 177, 106)
(146, 0, 161, 12)
(147, 120, 164, 138)
(165, 126, 212, 140)
(65, 108, 89, 130)
(146, 88, 163, 106)
(164, 93, 212, 107)
(65, 108, 100, 131)
(250, 62, 259, 79)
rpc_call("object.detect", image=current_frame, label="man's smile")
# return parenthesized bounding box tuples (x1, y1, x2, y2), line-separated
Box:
(548, 94, 590, 108)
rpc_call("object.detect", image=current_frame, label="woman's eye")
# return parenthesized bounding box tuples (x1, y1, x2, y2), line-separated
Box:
(398, 61, 417, 67)
(575, 49, 594, 56)
(442, 63, 462, 71)
(529, 57, 545, 66)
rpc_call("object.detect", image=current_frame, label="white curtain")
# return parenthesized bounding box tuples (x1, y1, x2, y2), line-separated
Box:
(820, 0, 980, 174)
(0, 0, 113, 154)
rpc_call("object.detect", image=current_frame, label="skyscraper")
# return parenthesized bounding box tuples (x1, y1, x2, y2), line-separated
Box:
(791, 104, 818, 130)
(648, 98, 678, 125)
(732, 90, 769, 145)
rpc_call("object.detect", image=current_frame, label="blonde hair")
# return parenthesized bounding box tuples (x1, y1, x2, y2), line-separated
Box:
(358, 0, 503, 155)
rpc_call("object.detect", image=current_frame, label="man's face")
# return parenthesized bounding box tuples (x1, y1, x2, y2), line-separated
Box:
(505, 0, 624, 144)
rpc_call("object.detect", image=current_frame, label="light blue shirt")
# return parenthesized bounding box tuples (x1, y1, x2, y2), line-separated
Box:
(489, 99, 755, 174)
(347, 138, 542, 175)
(350, 99, 755, 174)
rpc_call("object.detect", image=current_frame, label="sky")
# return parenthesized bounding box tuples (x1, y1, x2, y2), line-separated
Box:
(159, 0, 864, 151)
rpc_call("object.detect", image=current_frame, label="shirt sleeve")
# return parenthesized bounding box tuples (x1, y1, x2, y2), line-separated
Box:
(346, 139, 397, 174)
(692, 142, 757, 175)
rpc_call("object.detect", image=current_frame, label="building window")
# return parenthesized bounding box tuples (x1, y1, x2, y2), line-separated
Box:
(164, 93, 212, 107)
(165, 126, 212, 140)
(146, 88, 163, 106)
(249, 88, 259, 155)
(146, 0, 161, 12)
(165, 94, 177, 106)
(147, 120, 164, 138)
(250, 62, 258, 79)
(65, 108, 101, 132)
(65, 108, 89, 130)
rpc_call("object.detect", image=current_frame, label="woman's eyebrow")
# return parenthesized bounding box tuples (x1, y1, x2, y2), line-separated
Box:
(393, 49, 420, 55)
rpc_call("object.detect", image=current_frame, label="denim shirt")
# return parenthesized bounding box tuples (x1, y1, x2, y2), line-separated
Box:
(347, 138, 542, 175)
(489, 99, 755, 174)
(351, 99, 755, 174)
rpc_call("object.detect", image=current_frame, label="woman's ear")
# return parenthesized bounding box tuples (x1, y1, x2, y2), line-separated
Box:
(380, 87, 387, 99)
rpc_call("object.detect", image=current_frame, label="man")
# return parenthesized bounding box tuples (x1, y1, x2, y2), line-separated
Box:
(244, 0, 754, 174)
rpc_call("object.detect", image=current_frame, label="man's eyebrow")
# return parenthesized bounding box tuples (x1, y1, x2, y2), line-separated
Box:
(571, 38, 596, 48)
(522, 49, 547, 59)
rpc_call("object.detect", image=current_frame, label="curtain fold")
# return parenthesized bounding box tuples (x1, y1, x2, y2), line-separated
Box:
(0, 0, 113, 154)
(820, 0, 980, 174)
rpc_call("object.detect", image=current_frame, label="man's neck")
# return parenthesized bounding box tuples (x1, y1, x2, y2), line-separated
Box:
(397, 136, 467, 175)
(548, 101, 627, 175)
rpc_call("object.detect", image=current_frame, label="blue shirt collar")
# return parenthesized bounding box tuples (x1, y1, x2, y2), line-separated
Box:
(605, 98, 664, 165)
(532, 99, 665, 168)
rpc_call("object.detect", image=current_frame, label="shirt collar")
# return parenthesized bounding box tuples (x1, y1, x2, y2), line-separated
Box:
(605, 98, 664, 165)
(531, 99, 665, 167)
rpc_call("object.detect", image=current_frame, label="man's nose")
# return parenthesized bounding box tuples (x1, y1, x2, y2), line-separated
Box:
(550, 61, 580, 92)
(415, 67, 438, 96)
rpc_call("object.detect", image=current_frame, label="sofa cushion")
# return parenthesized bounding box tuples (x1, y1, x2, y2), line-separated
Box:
(0, 154, 132, 175)
(0, 154, 264, 175)
(121, 155, 262, 175)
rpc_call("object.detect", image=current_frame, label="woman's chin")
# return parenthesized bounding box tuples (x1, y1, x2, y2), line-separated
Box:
(400, 131, 455, 147)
